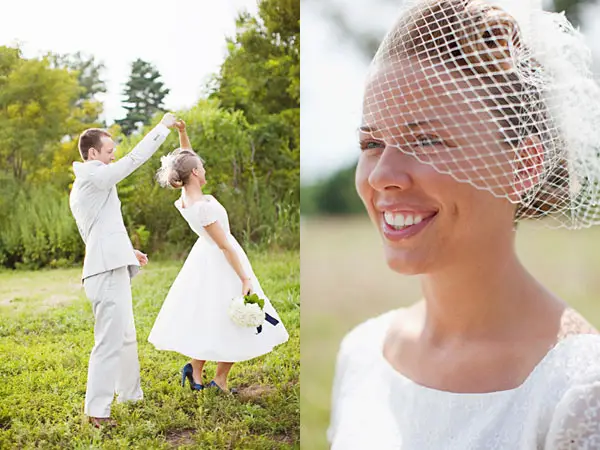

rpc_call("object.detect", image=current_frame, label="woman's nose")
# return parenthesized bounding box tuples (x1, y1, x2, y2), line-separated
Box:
(368, 146, 414, 192)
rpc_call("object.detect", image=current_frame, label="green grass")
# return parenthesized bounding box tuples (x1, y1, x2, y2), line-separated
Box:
(0, 251, 299, 449)
(300, 216, 600, 450)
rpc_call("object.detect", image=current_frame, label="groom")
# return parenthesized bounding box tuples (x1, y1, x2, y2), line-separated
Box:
(69, 113, 177, 427)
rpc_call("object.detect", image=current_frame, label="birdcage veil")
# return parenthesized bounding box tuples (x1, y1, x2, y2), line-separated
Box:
(361, 0, 600, 228)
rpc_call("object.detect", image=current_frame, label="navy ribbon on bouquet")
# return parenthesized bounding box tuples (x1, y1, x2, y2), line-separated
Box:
(256, 312, 279, 334)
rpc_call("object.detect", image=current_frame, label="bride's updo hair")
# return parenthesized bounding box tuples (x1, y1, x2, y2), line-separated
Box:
(156, 148, 202, 189)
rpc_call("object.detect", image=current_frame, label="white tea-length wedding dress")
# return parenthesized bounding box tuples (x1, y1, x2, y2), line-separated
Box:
(148, 194, 289, 361)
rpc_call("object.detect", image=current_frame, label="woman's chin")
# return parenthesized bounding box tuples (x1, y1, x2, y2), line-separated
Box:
(384, 249, 430, 276)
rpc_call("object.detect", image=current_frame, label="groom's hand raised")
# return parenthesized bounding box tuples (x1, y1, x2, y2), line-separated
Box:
(160, 113, 177, 128)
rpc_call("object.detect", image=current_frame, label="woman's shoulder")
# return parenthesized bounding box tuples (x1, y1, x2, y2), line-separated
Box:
(542, 331, 600, 448)
(175, 195, 220, 216)
(546, 333, 600, 375)
(330, 310, 398, 385)
(545, 308, 600, 379)
(336, 308, 408, 361)
(557, 307, 599, 340)
(174, 195, 221, 227)
(531, 333, 600, 403)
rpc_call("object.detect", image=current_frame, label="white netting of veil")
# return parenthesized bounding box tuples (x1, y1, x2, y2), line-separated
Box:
(361, 0, 600, 228)
(156, 151, 178, 188)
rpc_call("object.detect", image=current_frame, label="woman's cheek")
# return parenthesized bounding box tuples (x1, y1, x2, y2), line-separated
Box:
(355, 156, 374, 203)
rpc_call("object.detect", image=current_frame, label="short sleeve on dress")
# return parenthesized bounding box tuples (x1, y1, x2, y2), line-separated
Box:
(545, 372, 600, 449)
(327, 336, 351, 445)
(196, 201, 218, 227)
(327, 311, 397, 446)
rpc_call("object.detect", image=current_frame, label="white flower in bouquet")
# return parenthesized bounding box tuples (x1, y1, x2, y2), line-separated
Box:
(228, 293, 265, 328)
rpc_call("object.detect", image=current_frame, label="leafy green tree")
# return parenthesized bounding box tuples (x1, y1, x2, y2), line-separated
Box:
(0, 47, 103, 267)
(212, 0, 299, 120)
(210, 0, 300, 219)
(0, 48, 80, 182)
(115, 100, 293, 252)
(49, 51, 106, 102)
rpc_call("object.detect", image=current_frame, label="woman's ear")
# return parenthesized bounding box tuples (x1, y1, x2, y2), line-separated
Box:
(513, 136, 544, 194)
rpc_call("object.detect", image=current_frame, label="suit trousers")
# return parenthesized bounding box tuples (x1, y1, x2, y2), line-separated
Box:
(83, 266, 143, 417)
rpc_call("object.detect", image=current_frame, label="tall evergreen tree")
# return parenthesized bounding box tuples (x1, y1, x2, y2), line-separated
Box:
(116, 59, 170, 135)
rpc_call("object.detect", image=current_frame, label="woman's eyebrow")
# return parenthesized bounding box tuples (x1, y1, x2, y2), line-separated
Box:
(358, 125, 378, 134)
(359, 120, 444, 134)
(404, 120, 444, 129)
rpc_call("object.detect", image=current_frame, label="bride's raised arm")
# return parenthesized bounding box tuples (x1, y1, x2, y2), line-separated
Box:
(174, 119, 192, 150)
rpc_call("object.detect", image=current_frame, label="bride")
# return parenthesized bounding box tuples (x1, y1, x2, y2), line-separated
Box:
(328, 0, 600, 448)
(148, 120, 289, 392)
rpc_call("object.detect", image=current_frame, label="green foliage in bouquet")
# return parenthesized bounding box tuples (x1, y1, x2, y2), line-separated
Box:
(243, 292, 265, 310)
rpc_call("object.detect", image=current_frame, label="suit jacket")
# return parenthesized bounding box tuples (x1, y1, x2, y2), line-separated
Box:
(69, 124, 170, 280)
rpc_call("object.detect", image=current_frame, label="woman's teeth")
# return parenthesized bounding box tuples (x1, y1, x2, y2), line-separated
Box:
(384, 212, 425, 229)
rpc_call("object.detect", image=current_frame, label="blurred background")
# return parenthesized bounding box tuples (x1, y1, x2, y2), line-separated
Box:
(300, 0, 600, 448)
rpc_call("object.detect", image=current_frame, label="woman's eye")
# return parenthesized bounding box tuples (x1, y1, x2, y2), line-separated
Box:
(360, 141, 384, 151)
(415, 135, 444, 147)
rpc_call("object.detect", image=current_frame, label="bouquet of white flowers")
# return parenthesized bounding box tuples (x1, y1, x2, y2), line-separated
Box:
(228, 293, 266, 328)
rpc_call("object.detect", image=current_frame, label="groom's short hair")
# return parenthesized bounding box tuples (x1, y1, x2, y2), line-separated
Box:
(78, 128, 112, 160)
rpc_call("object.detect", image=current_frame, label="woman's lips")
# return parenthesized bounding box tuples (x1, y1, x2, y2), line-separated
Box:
(381, 210, 438, 241)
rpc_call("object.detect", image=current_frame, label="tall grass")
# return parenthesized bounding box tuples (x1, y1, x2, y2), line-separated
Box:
(0, 182, 83, 269)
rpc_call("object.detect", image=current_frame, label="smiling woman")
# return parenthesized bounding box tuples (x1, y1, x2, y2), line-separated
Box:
(326, 0, 600, 449)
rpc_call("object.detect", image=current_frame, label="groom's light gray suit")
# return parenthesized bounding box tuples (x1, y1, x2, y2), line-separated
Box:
(70, 123, 171, 417)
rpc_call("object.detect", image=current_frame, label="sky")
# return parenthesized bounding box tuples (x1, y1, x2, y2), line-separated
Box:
(0, 0, 259, 124)
(300, 0, 600, 184)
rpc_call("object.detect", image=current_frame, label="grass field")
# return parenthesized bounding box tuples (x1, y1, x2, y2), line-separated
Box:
(300, 216, 600, 450)
(0, 251, 299, 449)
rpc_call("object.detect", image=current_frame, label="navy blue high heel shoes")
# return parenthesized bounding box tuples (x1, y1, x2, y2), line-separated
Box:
(181, 363, 204, 391)
(207, 380, 238, 394)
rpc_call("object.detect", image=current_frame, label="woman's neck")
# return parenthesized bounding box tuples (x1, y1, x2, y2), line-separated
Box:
(183, 183, 204, 201)
(419, 243, 563, 342)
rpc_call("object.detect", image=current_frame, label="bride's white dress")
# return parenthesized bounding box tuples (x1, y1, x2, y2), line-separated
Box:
(148, 194, 289, 362)
(329, 310, 600, 449)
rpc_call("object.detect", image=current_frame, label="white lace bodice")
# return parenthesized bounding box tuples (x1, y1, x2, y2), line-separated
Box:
(175, 195, 231, 240)
(328, 311, 600, 450)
